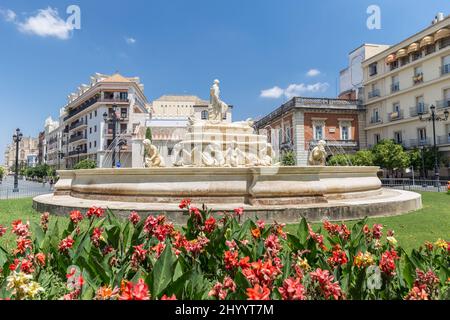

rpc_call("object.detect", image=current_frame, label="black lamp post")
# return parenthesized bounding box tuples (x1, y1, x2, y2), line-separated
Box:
(418, 105, 449, 187)
(57, 150, 64, 170)
(13, 128, 23, 192)
(76, 145, 82, 164)
(103, 105, 124, 168)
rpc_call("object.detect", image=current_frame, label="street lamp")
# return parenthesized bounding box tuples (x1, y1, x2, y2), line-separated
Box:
(57, 150, 64, 170)
(12, 128, 23, 192)
(418, 105, 449, 188)
(103, 105, 124, 168)
(76, 145, 82, 164)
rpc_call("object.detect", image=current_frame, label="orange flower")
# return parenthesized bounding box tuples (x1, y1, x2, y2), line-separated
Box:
(246, 284, 271, 300)
(251, 228, 261, 239)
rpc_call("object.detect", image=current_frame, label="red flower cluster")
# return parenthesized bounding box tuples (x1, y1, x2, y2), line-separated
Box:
(12, 220, 30, 238)
(91, 227, 103, 247)
(59, 236, 75, 253)
(327, 245, 348, 268)
(179, 199, 191, 209)
(69, 210, 84, 224)
(15, 237, 32, 255)
(203, 216, 216, 233)
(86, 207, 105, 219)
(405, 268, 440, 300)
(161, 294, 177, 300)
(372, 224, 383, 240)
(40, 212, 50, 232)
(308, 225, 326, 250)
(264, 234, 282, 257)
(208, 276, 236, 300)
(246, 284, 270, 300)
(278, 277, 306, 300)
(310, 268, 343, 300)
(242, 259, 281, 287)
(119, 279, 150, 300)
(128, 211, 141, 225)
(379, 249, 399, 276)
(234, 207, 244, 217)
(323, 221, 351, 240)
(0, 225, 6, 237)
(131, 244, 148, 268)
(143, 215, 174, 241)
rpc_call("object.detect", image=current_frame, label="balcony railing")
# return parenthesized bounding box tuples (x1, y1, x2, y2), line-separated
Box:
(442, 64, 450, 76)
(409, 138, 431, 148)
(310, 139, 358, 148)
(69, 119, 87, 131)
(68, 148, 87, 157)
(100, 97, 129, 103)
(368, 89, 380, 99)
(388, 110, 403, 121)
(370, 116, 382, 124)
(437, 135, 450, 145)
(436, 99, 450, 109)
(390, 82, 400, 93)
(64, 96, 99, 121)
(409, 104, 429, 117)
(69, 134, 87, 144)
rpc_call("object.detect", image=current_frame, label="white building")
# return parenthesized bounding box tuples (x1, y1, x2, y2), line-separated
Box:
(60, 73, 150, 168)
(362, 13, 450, 176)
(43, 117, 63, 169)
(148, 95, 233, 165)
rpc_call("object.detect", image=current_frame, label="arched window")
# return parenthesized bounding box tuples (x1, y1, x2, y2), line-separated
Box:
(201, 110, 208, 120)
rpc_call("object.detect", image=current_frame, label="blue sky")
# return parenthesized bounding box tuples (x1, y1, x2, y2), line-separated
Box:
(0, 0, 448, 159)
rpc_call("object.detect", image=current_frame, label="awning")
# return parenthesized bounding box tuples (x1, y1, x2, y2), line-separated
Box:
(419, 35, 434, 47)
(407, 42, 419, 54)
(396, 48, 407, 58)
(385, 54, 396, 64)
(435, 27, 450, 42)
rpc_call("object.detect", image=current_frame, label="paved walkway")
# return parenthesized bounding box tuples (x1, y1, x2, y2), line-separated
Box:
(0, 176, 53, 200)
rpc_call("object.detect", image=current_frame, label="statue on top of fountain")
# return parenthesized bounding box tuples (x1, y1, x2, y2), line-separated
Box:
(172, 79, 278, 167)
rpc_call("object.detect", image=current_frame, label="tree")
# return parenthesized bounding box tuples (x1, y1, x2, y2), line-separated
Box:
(353, 150, 375, 166)
(0, 167, 4, 180)
(74, 159, 97, 170)
(372, 139, 410, 176)
(327, 154, 354, 166)
(145, 127, 152, 141)
(281, 151, 296, 166)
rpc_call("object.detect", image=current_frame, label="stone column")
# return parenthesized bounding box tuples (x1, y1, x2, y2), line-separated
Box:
(132, 138, 144, 168)
(293, 110, 308, 165)
(358, 111, 367, 149)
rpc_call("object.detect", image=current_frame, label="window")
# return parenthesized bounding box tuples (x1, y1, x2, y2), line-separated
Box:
(425, 44, 435, 56)
(389, 60, 398, 71)
(416, 96, 425, 113)
(413, 66, 423, 85)
(442, 55, 450, 75)
(439, 37, 450, 50)
(90, 127, 92, 134)
(94, 125, 97, 132)
(168, 147, 173, 156)
(341, 125, 349, 140)
(285, 126, 292, 143)
(223, 113, 227, 120)
(278, 128, 283, 146)
(372, 108, 380, 123)
(400, 56, 409, 66)
(412, 51, 422, 61)
(369, 62, 378, 76)
(120, 124, 127, 133)
(374, 134, 381, 144)
(94, 110, 97, 117)
(120, 92, 128, 100)
(201, 110, 208, 120)
(313, 122, 325, 141)
(418, 128, 427, 144)
(121, 108, 128, 118)
(394, 131, 402, 144)
(94, 141, 97, 148)
(391, 75, 400, 92)
(89, 142, 92, 149)
(393, 102, 400, 113)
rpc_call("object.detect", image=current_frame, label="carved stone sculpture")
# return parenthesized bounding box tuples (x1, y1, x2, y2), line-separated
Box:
(208, 79, 229, 122)
(143, 139, 165, 167)
(308, 140, 327, 166)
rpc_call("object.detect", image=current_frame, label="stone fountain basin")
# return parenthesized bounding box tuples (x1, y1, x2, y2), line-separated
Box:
(33, 166, 422, 223)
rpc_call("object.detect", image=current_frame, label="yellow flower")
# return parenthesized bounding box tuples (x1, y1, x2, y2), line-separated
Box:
(297, 257, 310, 271)
(354, 251, 374, 268)
(387, 236, 398, 246)
(6, 271, 43, 300)
(434, 239, 448, 250)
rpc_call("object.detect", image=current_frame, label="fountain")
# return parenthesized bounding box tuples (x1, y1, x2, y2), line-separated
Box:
(33, 80, 422, 223)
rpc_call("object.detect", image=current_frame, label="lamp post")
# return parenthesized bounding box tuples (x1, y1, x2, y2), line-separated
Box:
(57, 150, 64, 170)
(76, 145, 82, 164)
(418, 105, 449, 188)
(103, 105, 124, 168)
(13, 128, 23, 192)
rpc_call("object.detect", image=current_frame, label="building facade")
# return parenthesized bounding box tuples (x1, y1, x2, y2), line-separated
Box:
(43, 117, 63, 169)
(60, 73, 150, 169)
(3, 136, 39, 170)
(255, 97, 365, 165)
(362, 14, 450, 175)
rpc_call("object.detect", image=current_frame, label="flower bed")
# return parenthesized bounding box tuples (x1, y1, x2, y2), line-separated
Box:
(0, 200, 448, 300)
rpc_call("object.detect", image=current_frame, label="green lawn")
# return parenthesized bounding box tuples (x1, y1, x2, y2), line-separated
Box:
(0, 192, 449, 253)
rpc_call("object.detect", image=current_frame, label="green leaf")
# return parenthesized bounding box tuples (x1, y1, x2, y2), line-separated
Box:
(297, 217, 309, 245)
(150, 243, 177, 298)
(31, 221, 45, 250)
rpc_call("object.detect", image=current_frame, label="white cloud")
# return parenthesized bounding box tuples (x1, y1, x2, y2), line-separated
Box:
(306, 69, 321, 77)
(125, 37, 136, 44)
(0, 9, 16, 22)
(260, 82, 329, 99)
(1, 7, 72, 40)
(260, 86, 284, 99)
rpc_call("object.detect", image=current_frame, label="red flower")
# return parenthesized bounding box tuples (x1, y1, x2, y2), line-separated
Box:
(119, 279, 150, 300)
(189, 207, 202, 220)
(224, 250, 239, 270)
(0, 225, 6, 237)
(59, 236, 75, 253)
(9, 258, 19, 271)
(69, 210, 84, 224)
(242, 259, 281, 287)
(404, 285, 429, 300)
(161, 294, 177, 300)
(372, 224, 383, 240)
(234, 207, 244, 217)
(128, 211, 141, 225)
(246, 284, 271, 300)
(91, 227, 103, 247)
(15, 237, 32, 255)
(264, 234, 282, 257)
(35, 253, 46, 267)
(179, 199, 191, 209)
(11, 220, 30, 238)
(379, 249, 399, 276)
(86, 207, 105, 218)
(151, 242, 166, 258)
(327, 245, 348, 267)
(278, 278, 306, 300)
(19, 258, 34, 274)
(131, 244, 148, 267)
(251, 228, 261, 239)
(40, 212, 50, 231)
(203, 216, 216, 233)
(310, 268, 343, 300)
